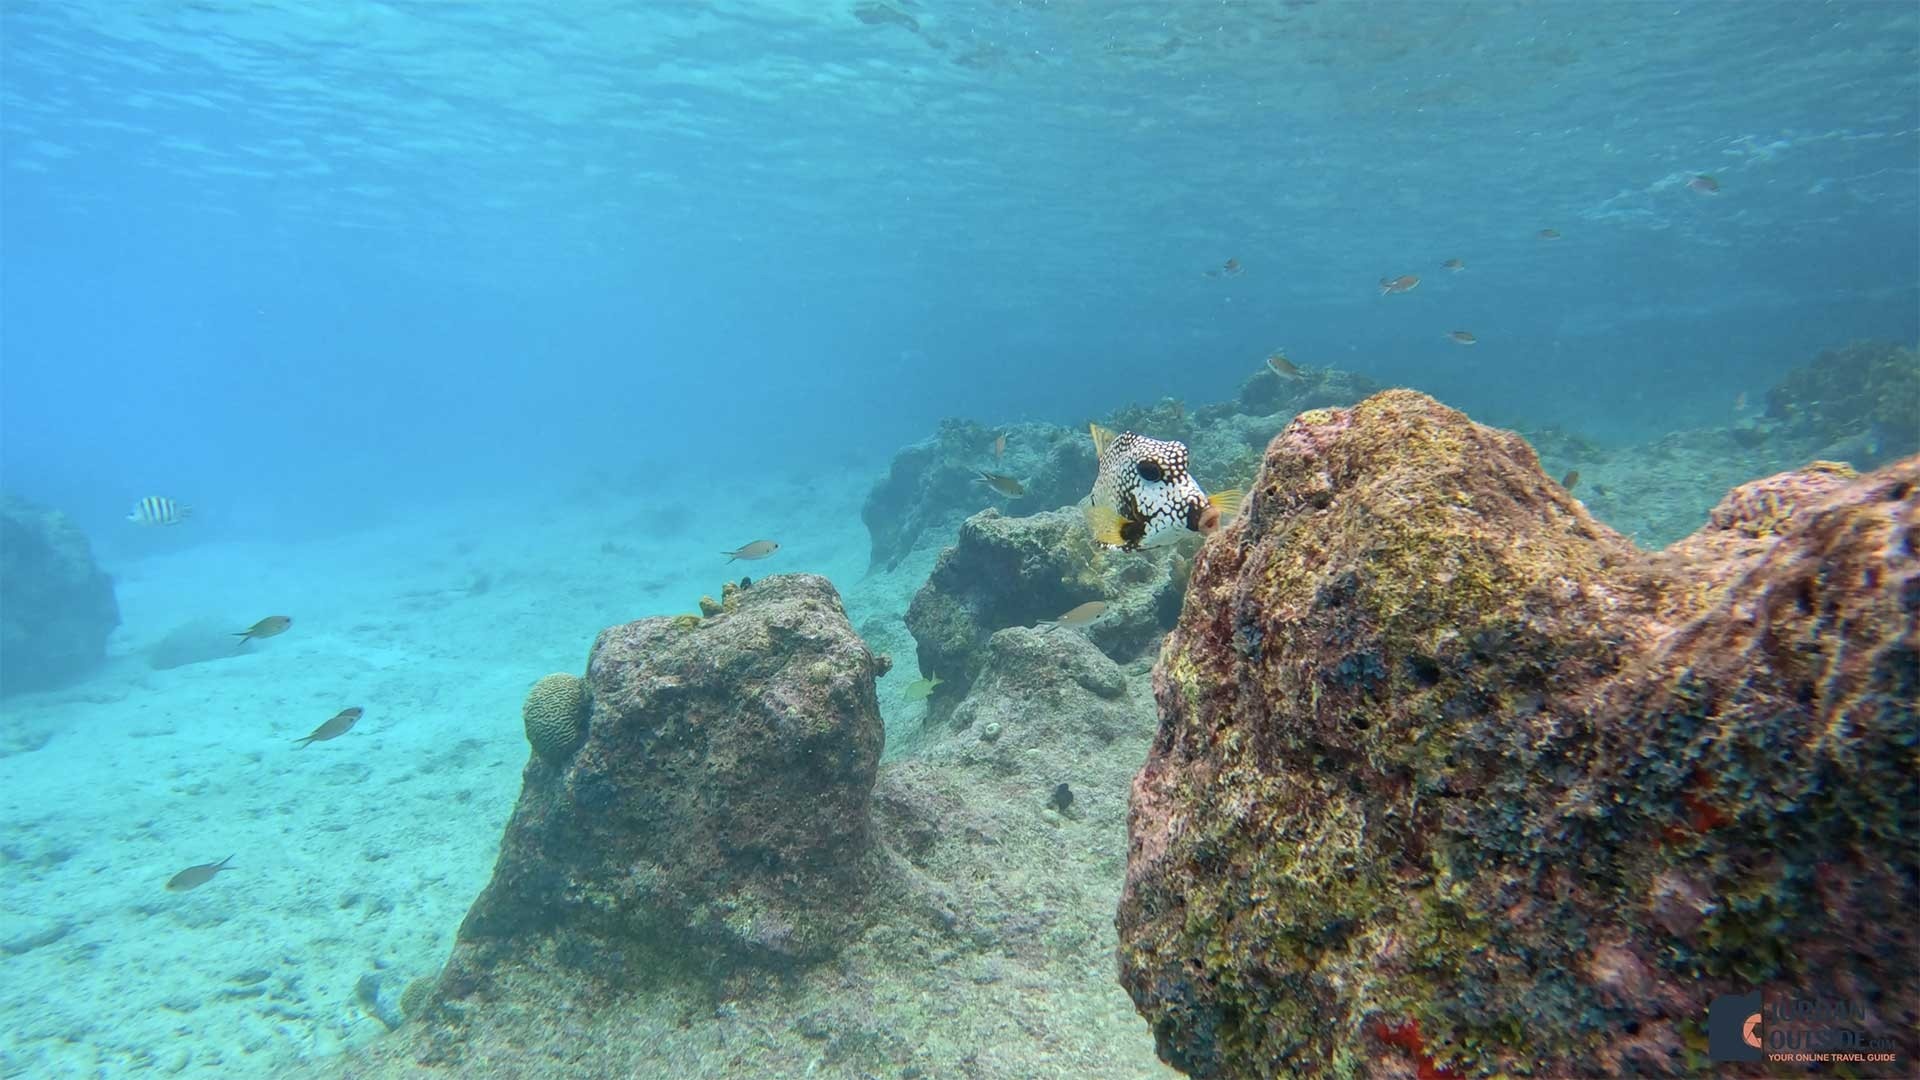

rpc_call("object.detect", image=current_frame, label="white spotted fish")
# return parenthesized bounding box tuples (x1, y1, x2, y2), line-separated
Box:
(127, 496, 192, 526)
(1082, 424, 1241, 551)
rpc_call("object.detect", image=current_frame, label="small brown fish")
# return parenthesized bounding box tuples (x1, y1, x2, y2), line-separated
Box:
(1687, 174, 1720, 195)
(1049, 600, 1108, 626)
(1447, 330, 1478, 346)
(992, 433, 1007, 461)
(1266, 351, 1303, 380)
(295, 706, 362, 748)
(1442, 258, 1465, 272)
(973, 470, 1025, 497)
(1561, 470, 1581, 492)
(233, 616, 292, 645)
(1538, 228, 1562, 241)
(1203, 257, 1243, 279)
(1378, 274, 1420, 295)
(166, 855, 234, 892)
(722, 540, 779, 562)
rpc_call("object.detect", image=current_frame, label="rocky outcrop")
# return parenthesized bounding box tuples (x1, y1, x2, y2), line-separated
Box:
(860, 418, 1093, 572)
(862, 368, 1390, 575)
(0, 496, 118, 694)
(1763, 340, 1918, 470)
(425, 574, 886, 1035)
(904, 508, 1189, 719)
(1116, 390, 1918, 1078)
(322, 577, 1177, 1080)
(939, 626, 1151, 768)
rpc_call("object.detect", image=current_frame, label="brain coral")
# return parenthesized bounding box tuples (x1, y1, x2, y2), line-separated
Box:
(522, 673, 587, 764)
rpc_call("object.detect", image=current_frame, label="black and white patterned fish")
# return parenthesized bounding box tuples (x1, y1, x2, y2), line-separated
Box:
(127, 496, 192, 526)
(1081, 424, 1240, 551)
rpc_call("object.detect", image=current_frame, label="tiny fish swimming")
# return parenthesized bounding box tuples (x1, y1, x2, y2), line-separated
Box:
(722, 540, 779, 562)
(296, 706, 362, 748)
(1046, 600, 1108, 627)
(973, 469, 1025, 497)
(1082, 424, 1241, 552)
(166, 855, 234, 892)
(234, 616, 292, 646)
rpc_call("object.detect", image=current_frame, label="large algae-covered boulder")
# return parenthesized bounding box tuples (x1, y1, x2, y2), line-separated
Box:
(433, 574, 886, 1022)
(904, 507, 1186, 718)
(0, 496, 119, 694)
(1116, 389, 1918, 1078)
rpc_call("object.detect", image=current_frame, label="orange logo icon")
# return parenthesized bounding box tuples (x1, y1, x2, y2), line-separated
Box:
(1742, 1013, 1763, 1049)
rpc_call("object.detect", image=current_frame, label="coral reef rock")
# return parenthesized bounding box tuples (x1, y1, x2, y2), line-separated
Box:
(862, 417, 1091, 572)
(938, 625, 1153, 775)
(1116, 389, 1918, 1079)
(316, 576, 1176, 1080)
(905, 507, 1185, 717)
(429, 574, 886, 1031)
(1763, 339, 1919, 470)
(861, 368, 1390, 575)
(0, 496, 118, 694)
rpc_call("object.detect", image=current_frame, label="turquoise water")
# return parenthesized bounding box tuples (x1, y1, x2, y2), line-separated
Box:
(1, 3, 1916, 1077)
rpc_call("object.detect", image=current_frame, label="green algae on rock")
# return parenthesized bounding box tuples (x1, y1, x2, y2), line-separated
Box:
(423, 574, 888, 1053)
(1116, 389, 1918, 1078)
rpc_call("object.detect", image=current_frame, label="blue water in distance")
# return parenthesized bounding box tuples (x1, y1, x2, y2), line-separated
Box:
(3, 1, 1916, 543)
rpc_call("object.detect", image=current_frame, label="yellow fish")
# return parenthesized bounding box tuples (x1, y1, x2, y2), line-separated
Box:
(234, 616, 291, 646)
(295, 707, 362, 748)
(902, 674, 943, 701)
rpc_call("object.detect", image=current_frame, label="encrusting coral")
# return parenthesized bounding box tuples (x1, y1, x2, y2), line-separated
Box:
(1116, 389, 1918, 1078)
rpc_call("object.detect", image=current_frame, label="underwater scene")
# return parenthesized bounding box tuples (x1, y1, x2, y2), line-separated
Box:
(2, 2, 1917, 1078)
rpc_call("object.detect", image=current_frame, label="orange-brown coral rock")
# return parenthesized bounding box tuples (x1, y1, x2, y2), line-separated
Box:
(1116, 389, 1917, 1078)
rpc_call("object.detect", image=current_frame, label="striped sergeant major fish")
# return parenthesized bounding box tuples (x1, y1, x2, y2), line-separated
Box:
(128, 496, 192, 526)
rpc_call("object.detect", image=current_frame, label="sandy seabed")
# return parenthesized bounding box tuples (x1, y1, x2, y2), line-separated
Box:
(1, 469, 1124, 1079)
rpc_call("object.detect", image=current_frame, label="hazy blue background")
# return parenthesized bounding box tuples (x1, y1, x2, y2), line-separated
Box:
(4, 1, 1916, 545)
